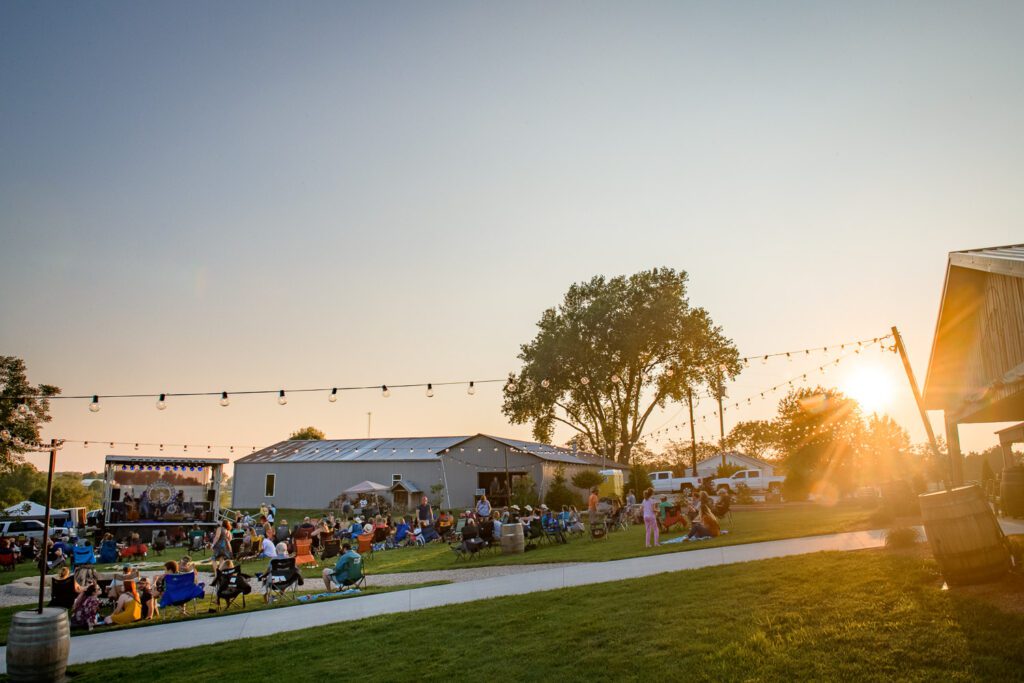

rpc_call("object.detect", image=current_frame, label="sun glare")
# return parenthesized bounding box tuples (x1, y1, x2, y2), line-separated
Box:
(842, 364, 895, 414)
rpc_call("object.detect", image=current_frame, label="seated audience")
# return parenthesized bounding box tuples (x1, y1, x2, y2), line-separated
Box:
(105, 579, 142, 625)
(686, 502, 721, 540)
(70, 583, 101, 631)
(322, 542, 362, 591)
(138, 576, 158, 620)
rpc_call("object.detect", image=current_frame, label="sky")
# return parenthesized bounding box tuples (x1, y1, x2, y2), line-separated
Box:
(1, 1, 1022, 473)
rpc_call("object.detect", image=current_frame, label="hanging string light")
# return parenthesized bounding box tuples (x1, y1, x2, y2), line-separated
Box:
(89, 396, 100, 413)
(467, 381, 475, 396)
(220, 391, 230, 407)
(381, 385, 391, 398)
(426, 383, 434, 398)
(329, 388, 338, 403)
(156, 394, 167, 411)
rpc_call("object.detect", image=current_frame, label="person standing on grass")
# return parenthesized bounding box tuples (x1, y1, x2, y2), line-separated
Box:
(417, 496, 435, 527)
(641, 488, 660, 548)
(626, 489, 636, 508)
(588, 487, 599, 528)
(476, 494, 491, 520)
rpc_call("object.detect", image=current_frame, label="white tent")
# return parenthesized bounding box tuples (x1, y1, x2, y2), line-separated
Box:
(3, 501, 70, 519)
(342, 480, 390, 495)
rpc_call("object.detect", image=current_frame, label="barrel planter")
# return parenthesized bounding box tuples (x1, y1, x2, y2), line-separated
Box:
(6, 607, 70, 682)
(500, 522, 524, 554)
(919, 485, 1010, 586)
(1000, 467, 1024, 517)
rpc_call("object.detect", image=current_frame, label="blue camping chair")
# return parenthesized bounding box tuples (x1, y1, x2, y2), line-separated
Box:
(159, 572, 206, 615)
(98, 539, 119, 564)
(72, 545, 96, 567)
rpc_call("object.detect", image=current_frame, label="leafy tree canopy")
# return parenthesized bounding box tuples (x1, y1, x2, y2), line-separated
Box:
(289, 426, 326, 440)
(726, 420, 780, 461)
(503, 268, 740, 464)
(0, 356, 60, 470)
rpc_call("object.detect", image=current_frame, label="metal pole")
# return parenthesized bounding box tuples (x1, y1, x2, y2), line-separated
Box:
(890, 326, 947, 482)
(687, 387, 698, 477)
(366, 412, 372, 438)
(503, 446, 510, 507)
(38, 439, 57, 614)
(718, 372, 726, 467)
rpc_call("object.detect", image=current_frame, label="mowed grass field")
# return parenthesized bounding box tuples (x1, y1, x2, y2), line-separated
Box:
(63, 545, 1024, 682)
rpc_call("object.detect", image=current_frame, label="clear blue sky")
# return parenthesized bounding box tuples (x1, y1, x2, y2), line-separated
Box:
(2, 1, 1021, 472)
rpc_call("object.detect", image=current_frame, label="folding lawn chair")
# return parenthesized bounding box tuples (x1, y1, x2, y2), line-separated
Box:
(589, 514, 609, 540)
(356, 532, 374, 559)
(229, 537, 244, 559)
(294, 538, 317, 567)
(263, 557, 303, 603)
(661, 506, 688, 533)
(319, 538, 341, 562)
(159, 572, 206, 616)
(213, 565, 252, 611)
(72, 545, 97, 568)
(49, 575, 79, 609)
(0, 551, 17, 572)
(189, 530, 207, 555)
(98, 539, 119, 564)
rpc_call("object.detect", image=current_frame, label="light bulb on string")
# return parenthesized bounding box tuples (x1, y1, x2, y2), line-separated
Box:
(611, 374, 621, 384)
(381, 385, 390, 398)
(156, 394, 167, 410)
(277, 390, 287, 405)
(580, 376, 590, 386)
(329, 388, 338, 403)
(16, 403, 29, 416)
(426, 383, 434, 398)
(506, 381, 518, 393)
(220, 391, 230, 407)
(541, 378, 551, 388)
(665, 367, 675, 377)
(0, 429, 10, 442)
(89, 396, 101, 413)
(134, 443, 138, 451)
(467, 381, 475, 396)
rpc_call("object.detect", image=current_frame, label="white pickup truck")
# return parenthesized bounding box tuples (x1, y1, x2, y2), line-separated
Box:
(712, 469, 784, 495)
(649, 471, 703, 493)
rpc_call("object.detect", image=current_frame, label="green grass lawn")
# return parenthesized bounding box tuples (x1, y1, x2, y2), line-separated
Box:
(359, 502, 878, 574)
(0, 579, 448, 646)
(62, 545, 1024, 682)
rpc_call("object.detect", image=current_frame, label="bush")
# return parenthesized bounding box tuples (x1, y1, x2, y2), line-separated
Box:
(869, 505, 895, 527)
(716, 463, 744, 478)
(782, 470, 811, 502)
(511, 475, 540, 508)
(625, 464, 652, 498)
(570, 469, 604, 491)
(734, 483, 755, 505)
(885, 527, 920, 548)
(545, 466, 582, 509)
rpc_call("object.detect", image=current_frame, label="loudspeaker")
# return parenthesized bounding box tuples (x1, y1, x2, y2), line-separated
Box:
(207, 489, 216, 502)
(111, 489, 121, 502)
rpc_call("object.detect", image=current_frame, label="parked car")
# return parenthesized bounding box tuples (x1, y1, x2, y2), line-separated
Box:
(649, 470, 703, 493)
(0, 519, 47, 541)
(713, 469, 784, 495)
(85, 509, 104, 531)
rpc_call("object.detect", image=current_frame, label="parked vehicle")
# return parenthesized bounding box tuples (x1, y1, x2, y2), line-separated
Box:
(0, 519, 47, 541)
(712, 469, 784, 495)
(649, 471, 703, 493)
(85, 509, 104, 531)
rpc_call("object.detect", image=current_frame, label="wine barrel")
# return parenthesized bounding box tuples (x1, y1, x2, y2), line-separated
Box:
(1000, 467, 1024, 517)
(919, 485, 1010, 586)
(501, 522, 524, 555)
(6, 607, 70, 682)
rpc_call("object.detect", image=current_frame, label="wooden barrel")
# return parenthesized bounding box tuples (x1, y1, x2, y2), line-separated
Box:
(500, 522, 524, 554)
(919, 485, 1010, 586)
(6, 607, 70, 682)
(1000, 467, 1024, 517)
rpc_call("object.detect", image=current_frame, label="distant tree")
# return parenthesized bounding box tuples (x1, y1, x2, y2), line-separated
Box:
(0, 357, 60, 469)
(544, 466, 581, 509)
(624, 463, 653, 498)
(775, 387, 864, 501)
(289, 426, 326, 440)
(50, 475, 95, 509)
(861, 415, 911, 485)
(570, 469, 604, 491)
(502, 269, 741, 464)
(510, 475, 540, 507)
(715, 462, 745, 478)
(725, 420, 780, 460)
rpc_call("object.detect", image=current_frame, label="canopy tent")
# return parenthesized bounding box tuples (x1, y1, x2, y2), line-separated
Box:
(3, 501, 70, 519)
(343, 480, 390, 495)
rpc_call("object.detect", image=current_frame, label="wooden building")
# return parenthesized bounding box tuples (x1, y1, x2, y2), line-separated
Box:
(923, 244, 1024, 482)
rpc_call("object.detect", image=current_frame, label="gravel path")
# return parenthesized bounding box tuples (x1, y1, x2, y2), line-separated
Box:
(0, 562, 582, 608)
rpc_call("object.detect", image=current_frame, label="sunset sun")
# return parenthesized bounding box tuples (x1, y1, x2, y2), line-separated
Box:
(842, 364, 896, 414)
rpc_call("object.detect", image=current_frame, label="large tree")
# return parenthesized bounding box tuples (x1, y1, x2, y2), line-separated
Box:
(289, 426, 326, 440)
(0, 357, 60, 469)
(725, 419, 780, 461)
(502, 268, 740, 464)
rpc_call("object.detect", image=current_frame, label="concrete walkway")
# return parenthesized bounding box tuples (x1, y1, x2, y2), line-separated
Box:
(0, 527, 900, 671)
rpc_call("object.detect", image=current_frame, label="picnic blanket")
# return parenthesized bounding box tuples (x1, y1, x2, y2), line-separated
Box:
(297, 589, 361, 603)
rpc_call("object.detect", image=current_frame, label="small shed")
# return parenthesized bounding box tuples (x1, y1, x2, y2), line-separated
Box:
(390, 480, 422, 510)
(923, 244, 1024, 483)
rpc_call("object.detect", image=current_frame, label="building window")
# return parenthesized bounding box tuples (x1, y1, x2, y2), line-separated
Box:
(265, 474, 276, 497)
(392, 473, 402, 483)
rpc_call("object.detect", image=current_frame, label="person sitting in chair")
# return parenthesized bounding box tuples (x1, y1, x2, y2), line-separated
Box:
(322, 542, 362, 591)
(257, 534, 276, 559)
(71, 583, 101, 631)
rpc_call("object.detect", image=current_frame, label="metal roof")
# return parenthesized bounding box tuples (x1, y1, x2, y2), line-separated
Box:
(949, 244, 1024, 279)
(235, 436, 469, 464)
(235, 434, 625, 468)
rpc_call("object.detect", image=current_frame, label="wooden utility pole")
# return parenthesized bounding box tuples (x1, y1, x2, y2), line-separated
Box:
(38, 439, 57, 614)
(687, 387, 698, 477)
(890, 326, 951, 485)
